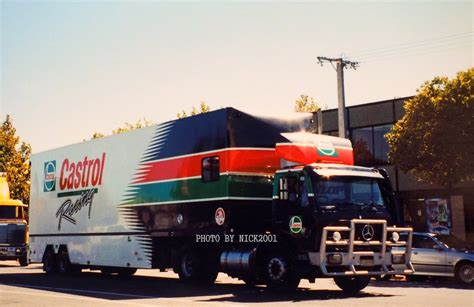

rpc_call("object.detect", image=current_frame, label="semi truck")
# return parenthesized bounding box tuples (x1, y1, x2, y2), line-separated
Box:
(0, 173, 28, 266)
(29, 108, 413, 293)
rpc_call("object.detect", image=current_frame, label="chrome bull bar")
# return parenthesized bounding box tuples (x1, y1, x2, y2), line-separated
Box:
(315, 219, 414, 276)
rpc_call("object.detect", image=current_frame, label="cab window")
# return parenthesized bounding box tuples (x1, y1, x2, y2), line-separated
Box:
(279, 175, 309, 206)
(202, 156, 220, 182)
(0, 206, 19, 219)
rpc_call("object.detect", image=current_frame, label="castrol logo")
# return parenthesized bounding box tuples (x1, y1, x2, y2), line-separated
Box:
(59, 153, 106, 190)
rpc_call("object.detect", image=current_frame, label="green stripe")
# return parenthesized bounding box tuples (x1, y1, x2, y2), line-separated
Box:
(228, 175, 273, 198)
(122, 174, 273, 205)
(58, 188, 98, 198)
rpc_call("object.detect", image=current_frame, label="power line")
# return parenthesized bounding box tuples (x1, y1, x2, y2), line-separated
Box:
(346, 31, 473, 59)
(360, 42, 472, 64)
(354, 35, 473, 61)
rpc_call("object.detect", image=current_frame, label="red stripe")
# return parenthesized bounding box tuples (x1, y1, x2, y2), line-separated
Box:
(275, 144, 354, 165)
(132, 149, 280, 184)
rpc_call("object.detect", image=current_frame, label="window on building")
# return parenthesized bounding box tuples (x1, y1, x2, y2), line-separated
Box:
(352, 127, 374, 166)
(351, 124, 392, 166)
(202, 156, 220, 182)
(373, 125, 392, 164)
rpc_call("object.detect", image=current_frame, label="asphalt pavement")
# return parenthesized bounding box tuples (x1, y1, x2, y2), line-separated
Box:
(0, 261, 472, 307)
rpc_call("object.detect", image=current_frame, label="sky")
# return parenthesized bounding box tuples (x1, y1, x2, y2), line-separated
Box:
(1, 1, 472, 153)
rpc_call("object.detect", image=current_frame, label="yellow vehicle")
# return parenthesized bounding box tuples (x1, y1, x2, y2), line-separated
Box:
(0, 173, 28, 266)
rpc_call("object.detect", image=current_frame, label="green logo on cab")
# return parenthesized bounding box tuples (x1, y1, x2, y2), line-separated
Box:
(289, 216, 303, 234)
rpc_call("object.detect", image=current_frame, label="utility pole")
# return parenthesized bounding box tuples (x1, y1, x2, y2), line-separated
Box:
(317, 56, 359, 139)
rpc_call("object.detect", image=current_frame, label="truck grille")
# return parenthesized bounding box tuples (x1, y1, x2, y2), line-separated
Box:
(0, 223, 26, 244)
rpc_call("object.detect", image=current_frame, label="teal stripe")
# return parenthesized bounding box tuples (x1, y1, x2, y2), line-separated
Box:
(122, 174, 274, 205)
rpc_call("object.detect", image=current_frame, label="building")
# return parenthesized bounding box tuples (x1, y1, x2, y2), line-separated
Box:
(313, 97, 473, 240)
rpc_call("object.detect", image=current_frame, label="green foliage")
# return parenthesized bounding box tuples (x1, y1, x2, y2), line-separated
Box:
(0, 115, 31, 203)
(91, 118, 153, 139)
(294, 95, 320, 113)
(177, 101, 211, 119)
(386, 68, 474, 187)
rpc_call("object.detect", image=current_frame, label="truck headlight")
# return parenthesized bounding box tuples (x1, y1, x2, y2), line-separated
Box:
(392, 232, 400, 242)
(332, 231, 341, 242)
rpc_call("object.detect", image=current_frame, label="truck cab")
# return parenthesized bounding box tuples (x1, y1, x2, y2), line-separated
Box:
(221, 133, 414, 293)
(0, 173, 28, 266)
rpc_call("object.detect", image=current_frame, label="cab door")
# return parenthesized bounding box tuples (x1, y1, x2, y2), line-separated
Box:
(273, 172, 312, 234)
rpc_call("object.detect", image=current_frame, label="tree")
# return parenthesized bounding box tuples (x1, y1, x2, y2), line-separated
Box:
(91, 118, 154, 139)
(294, 95, 320, 113)
(177, 101, 211, 119)
(0, 115, 31, 203)
(386, 68, 474, 187)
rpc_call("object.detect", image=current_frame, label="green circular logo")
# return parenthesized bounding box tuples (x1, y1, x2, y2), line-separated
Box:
(289, 216, 303, 234)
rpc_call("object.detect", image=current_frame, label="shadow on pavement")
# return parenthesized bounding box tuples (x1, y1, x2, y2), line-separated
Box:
(0, 270, 394, 302)
(371, 277, 474, 290)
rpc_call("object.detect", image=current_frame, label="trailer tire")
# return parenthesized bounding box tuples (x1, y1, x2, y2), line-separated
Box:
(19, 256, 28, 267)
(100, 268, 117, 276)
(334, 276, 370, 295)
(43, 249, 58, 274)
(58, 250, 73, 274)
(118, 268, 137, 277)
(178, 250, 218, 284)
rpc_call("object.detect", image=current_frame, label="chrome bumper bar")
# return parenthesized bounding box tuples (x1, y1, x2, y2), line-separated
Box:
(314, 219, 414, 276)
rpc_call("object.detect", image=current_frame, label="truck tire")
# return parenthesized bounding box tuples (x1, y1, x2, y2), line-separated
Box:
(43, 249, 58, 274)
(263, 255, 300, 291)
(334, 276, 370, 295)
(455, 262, 473, 285)
(19, 256, 28, 267)
(178, 250, 218, 284)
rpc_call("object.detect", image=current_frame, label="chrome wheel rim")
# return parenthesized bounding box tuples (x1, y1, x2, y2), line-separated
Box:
(268, 258, 287, 281)
(459, 265, 473, 283)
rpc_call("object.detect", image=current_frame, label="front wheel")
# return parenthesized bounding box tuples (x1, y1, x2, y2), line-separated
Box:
(334, 276, 370, 295)
(456, 263, 474, 285)
(19, 256, 28, 267)
(263, 255, 300, 291)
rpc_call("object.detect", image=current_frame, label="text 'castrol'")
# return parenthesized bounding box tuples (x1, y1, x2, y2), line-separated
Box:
(59, 153, 106, 190)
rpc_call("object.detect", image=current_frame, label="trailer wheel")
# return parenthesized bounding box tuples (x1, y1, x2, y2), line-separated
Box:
(100, 268, 117, 276)
(178, 250, 218, 284)
(334, 276, 370, 295)
(19, 256, 28, 267)
(263, 255, 300, 291)
(118, 268, 137, 277)
(43, 249, 58, 274)
(58, 250, 72, 274)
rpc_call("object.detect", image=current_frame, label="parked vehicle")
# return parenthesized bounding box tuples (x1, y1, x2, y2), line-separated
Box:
(398, 232, 473, 284)
(28, 108, 413, 294)
(0, 173, 28, 266)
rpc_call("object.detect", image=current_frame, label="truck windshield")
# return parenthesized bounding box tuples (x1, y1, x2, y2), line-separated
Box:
(0, 206, 18, 219)
(313, 176, 386, 207)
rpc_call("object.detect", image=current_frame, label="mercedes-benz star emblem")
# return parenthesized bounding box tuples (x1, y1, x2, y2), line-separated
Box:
(362, 224, 375, 241)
